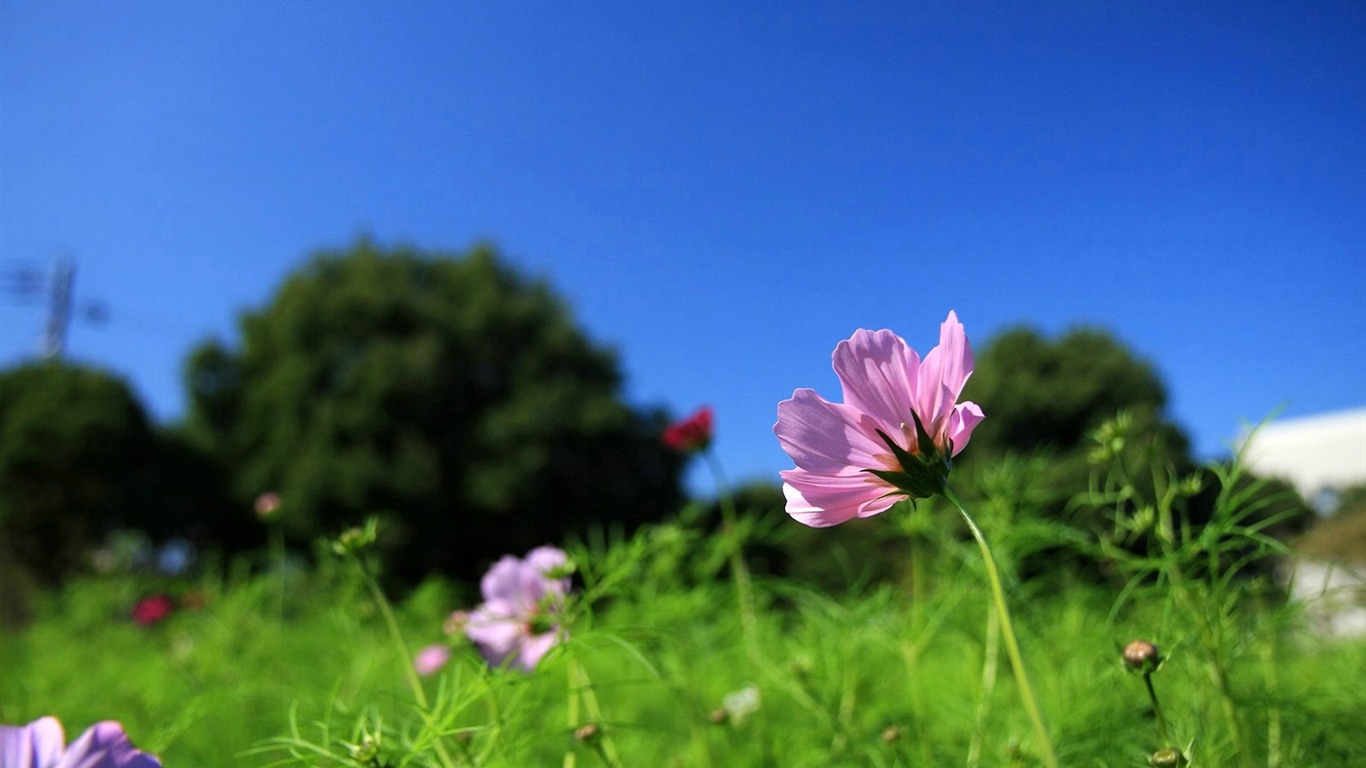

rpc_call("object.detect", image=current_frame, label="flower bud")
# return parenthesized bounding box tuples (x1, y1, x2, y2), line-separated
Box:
(881, 725, 900, 743)
(254, 492, 281, 519)
(443, 610, 470, 636)
(574, 723, 600, 743)
(1150, 746, 1186, 767)
(1123, 640, 1161, 674)
(663, 406, 714, 453)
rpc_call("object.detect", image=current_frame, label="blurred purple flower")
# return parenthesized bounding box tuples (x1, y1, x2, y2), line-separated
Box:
(0, 716, 161, 768)
(464, 546, 571, 671)
(413, 645, 452, 677)
(774, 311, 984, 526)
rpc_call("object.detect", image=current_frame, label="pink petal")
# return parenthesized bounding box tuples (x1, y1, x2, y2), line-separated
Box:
(414, 645, 452, 677)
(947, 402, 985, 456)
(832, 329, 920, 431)
(774, 390, 890, 476)
(917, 311, 975, 443)
(517, 631, 560, 670)
(464, 601, 523, 660)
(2, 717, 65, 768)
(780, 470, 898, 527)
(478, 554, 524, 604)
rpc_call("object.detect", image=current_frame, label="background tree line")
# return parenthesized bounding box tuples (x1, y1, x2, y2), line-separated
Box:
(0, 239, 1323, 601)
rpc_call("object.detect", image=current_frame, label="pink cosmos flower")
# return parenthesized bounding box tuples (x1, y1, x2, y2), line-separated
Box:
(0, 716, 161, 768)
(774, 311, 985, 527)
(663, 406, 714, 453)
(464, 546, 571, 672)
(413, 644, 452, 677)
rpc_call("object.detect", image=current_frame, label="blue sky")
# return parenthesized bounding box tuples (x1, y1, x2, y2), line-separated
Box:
(3, 1, 1363, 491)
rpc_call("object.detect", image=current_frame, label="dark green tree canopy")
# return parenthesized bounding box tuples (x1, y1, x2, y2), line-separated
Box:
(0, 363, 155, 581)
(185, 240, 684, 582)
(962, 326, 1186, 461)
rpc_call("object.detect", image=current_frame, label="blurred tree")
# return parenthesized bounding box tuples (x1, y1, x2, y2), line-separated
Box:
(0, 363, 155, 582)
(959, 326, 1309, 582)
(183, 239, 685, 582)
(962, 326, 1187, 464)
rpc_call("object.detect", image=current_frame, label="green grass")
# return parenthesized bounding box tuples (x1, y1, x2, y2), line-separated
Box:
(5, 451, 1366, 766)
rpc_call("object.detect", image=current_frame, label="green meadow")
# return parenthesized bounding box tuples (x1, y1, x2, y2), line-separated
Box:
(5, 447, 1364, 768)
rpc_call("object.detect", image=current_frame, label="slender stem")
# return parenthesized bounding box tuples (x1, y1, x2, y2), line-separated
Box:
(355, 559, 457, 768)
(967, 601, 1000, 768)
(563, 661, 581, 768)
(573, 659, 623, 768)
(942, 485, 1059, 768)
(704, 450, 759, 659)
(1143, 672, 1171, 746)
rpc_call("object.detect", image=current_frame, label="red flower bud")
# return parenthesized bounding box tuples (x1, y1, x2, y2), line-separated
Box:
(663, 406, 714, 453)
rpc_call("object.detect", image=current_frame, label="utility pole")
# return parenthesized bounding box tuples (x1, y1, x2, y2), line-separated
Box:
(1, 254, 105, 359)
(43, 256, 75, 359)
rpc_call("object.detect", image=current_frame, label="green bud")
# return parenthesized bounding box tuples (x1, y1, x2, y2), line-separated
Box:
(332, 517, 380, 556)
(1150, 746, 1186, 767)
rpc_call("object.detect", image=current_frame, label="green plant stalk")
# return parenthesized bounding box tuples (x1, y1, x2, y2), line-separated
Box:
(943, 485, 1058, 768)
(1262, 629, 1281, 768)
(1158, 495, 1253, 768)
(355, 559, 457, 768)
(563, 660, 581, 768)
(1142, 672, 1171, 746)
(903, 524, 933, 765)
(704, 450, 759, 659)
(572, 659, 623, 768)
(967, 601, 1000, 768)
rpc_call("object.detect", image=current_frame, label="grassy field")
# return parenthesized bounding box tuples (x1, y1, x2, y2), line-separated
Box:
(4, 458, 1366, 767)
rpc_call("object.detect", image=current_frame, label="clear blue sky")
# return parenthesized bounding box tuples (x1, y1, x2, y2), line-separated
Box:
(3, 1, 1363, 491)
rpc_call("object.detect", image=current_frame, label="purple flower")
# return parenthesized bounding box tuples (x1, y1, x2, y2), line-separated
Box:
(464, 546, 570, 671)
(0, 717, 161, 768)
(774, 311, 985, 527)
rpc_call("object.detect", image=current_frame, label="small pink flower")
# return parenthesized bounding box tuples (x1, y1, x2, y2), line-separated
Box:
(413, 644, 452, 677)
(663, 406, 714, 453)
(254, 492, 281, 518)
(464, 546, 571, 671)
(131, 595, 174, 626)
(774, 311, 985, 527)
(0, 716, 161, 768)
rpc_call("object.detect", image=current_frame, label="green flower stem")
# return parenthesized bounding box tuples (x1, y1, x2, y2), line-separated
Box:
(354, 559, 457, 768)
(967, 601, 1000, 768)
(562, 661, 581, 768)
(572, 659, 623, 768)
(1143, 672, 1171, 746)
(942, 485, 1059, 768)
(704, 450, 759, 659)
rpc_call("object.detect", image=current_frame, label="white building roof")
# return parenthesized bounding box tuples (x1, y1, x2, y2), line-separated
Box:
(1242, 407, 1366, 507)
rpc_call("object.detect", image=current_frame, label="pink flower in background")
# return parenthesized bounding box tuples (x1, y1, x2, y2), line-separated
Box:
(464, 546, 571, 672)
(774, 311, 985, 527)
(0, 716, 161, 768)
(413, 645, 452, 677)
(254, 492, 281, 519)
(131, 595, 174, 626)
(663, 406, 714, 453)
